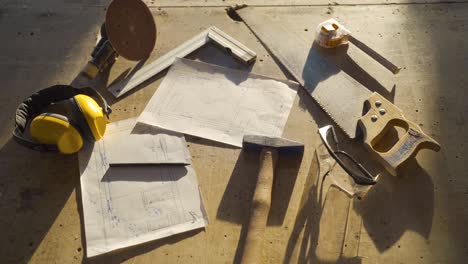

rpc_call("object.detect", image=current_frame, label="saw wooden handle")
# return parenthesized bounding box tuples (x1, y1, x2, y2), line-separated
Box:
(358, 93, 440, 176)
(241, 148, 277, 264)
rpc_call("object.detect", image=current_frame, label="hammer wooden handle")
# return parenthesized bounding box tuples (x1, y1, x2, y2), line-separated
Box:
(241, 148, 278, 264)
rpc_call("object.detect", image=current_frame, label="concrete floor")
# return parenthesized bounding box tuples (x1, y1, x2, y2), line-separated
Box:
(0, 1, 467, 263)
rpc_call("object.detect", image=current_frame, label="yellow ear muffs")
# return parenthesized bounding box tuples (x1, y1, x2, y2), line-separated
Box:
(74, 94, 107, 141)
(29, 113, 83, 154)
(14, 85, 111, 153)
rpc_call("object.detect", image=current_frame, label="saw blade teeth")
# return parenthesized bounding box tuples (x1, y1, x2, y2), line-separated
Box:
(311, 95, 353, 138)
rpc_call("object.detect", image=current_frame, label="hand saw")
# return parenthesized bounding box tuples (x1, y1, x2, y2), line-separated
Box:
(236, 8, 440, 176)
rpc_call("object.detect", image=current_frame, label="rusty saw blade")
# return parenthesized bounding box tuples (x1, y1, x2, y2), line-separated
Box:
(237, 8, 369, 139)
(236, 8, 440, 176)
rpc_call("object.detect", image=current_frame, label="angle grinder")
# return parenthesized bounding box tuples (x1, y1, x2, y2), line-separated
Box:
(82, 0, 157, 79)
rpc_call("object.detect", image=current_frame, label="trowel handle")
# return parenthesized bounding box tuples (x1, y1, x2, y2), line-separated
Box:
(315, 186, 353, 262)
(241, 148, 278, 264)
(348, 35, 401, 74)
(358, 93, 440, 176)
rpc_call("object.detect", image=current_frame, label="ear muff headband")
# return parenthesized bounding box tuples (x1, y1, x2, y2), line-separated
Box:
(13, 85, 111, 152)
(73, 94, 107, 141)
(68, 97, 95, 142)
(15, 85, 111, 133)
(77, 87, 112, 118)
(12, 127, 58, 152)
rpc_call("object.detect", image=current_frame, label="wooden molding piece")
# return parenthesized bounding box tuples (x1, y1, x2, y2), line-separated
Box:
(108, 26, 257, 98)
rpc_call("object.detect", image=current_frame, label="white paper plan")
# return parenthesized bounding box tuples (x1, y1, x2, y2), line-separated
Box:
(78, 141, 208, 257)
(103, 118, 191, 165)
(138, 58, 299, 147)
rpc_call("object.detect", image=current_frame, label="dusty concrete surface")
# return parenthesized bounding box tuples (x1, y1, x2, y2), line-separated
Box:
(0, 1, 466, 263)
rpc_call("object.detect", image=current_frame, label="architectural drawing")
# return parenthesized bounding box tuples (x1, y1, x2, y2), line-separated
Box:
(79, 141, 207, 257)
(102, 118, 191, 164)
(138, 58, 299, 147)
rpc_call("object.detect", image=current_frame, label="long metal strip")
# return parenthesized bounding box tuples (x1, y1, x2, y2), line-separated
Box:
(348, 35, 401, 74)
(237, 8, 371, 138)
(108, 26, 256, 98)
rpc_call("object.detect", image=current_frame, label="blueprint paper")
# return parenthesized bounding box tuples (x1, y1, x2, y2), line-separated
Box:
(79, 141, 208, 257)
(138, 58, 299, 147)
(103, 118, 191, 165)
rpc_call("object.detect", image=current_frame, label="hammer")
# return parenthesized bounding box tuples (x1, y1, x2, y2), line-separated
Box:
(240, 135, 304, 264)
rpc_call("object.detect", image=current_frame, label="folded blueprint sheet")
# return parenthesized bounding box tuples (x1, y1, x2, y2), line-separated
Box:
(103, 118, 191, 165)
(138, 58, 299, 147)
(79, 139, 207, 257)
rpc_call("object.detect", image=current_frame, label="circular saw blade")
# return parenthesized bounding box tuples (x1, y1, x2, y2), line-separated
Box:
(105, 0, 156, 61)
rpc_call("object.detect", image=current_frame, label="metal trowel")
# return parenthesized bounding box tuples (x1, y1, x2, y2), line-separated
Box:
(299, 143, 371, 262)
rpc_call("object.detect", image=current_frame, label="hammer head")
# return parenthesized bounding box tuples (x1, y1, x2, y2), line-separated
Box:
(242, 135, 304, 154)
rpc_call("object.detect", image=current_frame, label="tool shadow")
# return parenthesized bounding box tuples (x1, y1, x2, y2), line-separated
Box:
(0, 45, 115, 262)
(216, 149, 303, 263)
(284, 153, 433, 263)
(303, 42, 395, 103)
(283, 149, 362, 264)
(355, 159, 434, 252)
(0, 138, 80, 264)
(291, 81, 435, 262)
